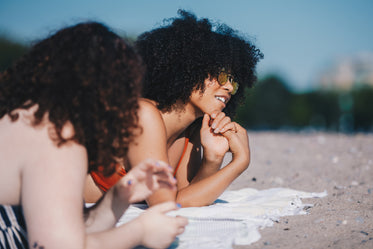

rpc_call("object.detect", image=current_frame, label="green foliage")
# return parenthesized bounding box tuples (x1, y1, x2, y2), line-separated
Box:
(236, 75, 292, 129)
(352, 86, 373, 131)
(235, 75, 373, 132)
(0, 36, 29, 72)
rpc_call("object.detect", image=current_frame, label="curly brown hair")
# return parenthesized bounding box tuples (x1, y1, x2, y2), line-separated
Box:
(136, 10, 263, 115)
(0, 22, 143, 176)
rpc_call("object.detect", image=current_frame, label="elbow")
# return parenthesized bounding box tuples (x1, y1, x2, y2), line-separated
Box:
(146, 189, 178, 207)
(175, 194, 214, 208)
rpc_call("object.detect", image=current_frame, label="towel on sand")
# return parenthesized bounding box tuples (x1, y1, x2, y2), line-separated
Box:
(117, 188, 327, 249)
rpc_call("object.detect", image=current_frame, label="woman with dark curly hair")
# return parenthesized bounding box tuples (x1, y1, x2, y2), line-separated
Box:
(0, 22, 187, 249)
(87, 10, 263, 207)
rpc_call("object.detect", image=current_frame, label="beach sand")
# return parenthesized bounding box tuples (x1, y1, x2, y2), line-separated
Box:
(229, 131, 373, 249)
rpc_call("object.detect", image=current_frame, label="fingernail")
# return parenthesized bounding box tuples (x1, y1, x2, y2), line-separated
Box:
(127, 180, 132, 186)
(155, 161, 160, 167)
(212, 123, 216, 129)
(211, 113, 216, 118)
(168, 165, 173, 170)
(176, 203, 182, 208)
(214, 128, 220, 133)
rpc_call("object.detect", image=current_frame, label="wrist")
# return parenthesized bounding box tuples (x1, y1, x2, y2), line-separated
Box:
(198, 156, 223, 177)
(202, 155, 223, 166)
(231, 153, 250, 171)
(202, 149, 225, 164)
(127, 217, 146, 247)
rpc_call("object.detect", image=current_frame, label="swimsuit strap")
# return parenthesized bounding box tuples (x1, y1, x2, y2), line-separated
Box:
(173, 136, 189, 177)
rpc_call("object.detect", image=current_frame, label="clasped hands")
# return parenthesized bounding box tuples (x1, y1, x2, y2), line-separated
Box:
(200, 111, 250, 165)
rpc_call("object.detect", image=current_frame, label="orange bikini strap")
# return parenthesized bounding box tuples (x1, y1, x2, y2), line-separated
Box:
(173, 137, 189, 177)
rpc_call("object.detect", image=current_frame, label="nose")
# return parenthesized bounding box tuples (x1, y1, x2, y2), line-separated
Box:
(222, 79, 234, 93)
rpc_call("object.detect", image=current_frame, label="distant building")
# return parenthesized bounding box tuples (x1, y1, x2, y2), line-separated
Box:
(318, 52, 373, 91)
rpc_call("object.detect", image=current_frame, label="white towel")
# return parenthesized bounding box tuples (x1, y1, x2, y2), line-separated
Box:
(117, 188, 327, 249)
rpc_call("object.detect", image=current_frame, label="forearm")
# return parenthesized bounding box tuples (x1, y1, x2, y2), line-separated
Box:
(86, 218, 143, 249)
(85, 186, 130, 233)
(191, 154, 224, 182)
(176, 159, 249, 207)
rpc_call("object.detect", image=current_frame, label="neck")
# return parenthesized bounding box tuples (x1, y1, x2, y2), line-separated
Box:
(161, 102, 202, 147)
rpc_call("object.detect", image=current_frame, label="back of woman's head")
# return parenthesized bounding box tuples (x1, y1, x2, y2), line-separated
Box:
(0, 22, 143, 175)
(136, 9, 263, 115)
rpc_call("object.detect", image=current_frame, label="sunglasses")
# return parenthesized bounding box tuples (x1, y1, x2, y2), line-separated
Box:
(217, 69, 239, 95)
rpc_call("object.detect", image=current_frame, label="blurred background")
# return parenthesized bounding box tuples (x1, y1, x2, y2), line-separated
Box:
(1, 0, 372, 132)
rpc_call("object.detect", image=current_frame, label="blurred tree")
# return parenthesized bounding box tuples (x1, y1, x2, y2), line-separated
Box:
(352, 85, 373, 131)
(0, 36, 28, 72)
(289, 94, 312, 127)
(234, 74, 373, 132)
(235, 75, 292, 129)
(306, 91, 340, 130)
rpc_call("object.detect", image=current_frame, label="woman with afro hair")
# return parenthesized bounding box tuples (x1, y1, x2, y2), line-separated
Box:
(0, 22, 187, 249)
(87, 10, 263, 207)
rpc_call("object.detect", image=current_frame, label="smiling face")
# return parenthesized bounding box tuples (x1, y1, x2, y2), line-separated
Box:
(188, 76, 235, 117)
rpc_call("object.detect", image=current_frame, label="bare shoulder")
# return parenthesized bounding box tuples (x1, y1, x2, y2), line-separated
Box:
(21, 121, 88, 197)
(0, 114, 87, 204)
(138, 98, 165, 128)
(139, 98, 161, 115)
(127, 99, 168, 166)
(28, 125, 87, 173)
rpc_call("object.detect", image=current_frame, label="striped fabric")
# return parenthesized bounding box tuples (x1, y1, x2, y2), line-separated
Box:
(0, 205, 28, 249)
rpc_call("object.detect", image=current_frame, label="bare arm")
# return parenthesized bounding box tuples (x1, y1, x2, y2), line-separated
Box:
(22, 139, 186, 249)
(175, 113, 250, 207)
(126, 101, 177, 206)
(22, 141, 87, 249)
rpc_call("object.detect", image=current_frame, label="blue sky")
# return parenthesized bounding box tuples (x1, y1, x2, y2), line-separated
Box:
(1, 0, 372, 92)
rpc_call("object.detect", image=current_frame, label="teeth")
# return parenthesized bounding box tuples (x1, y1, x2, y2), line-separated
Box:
(215, 96, 226, 103)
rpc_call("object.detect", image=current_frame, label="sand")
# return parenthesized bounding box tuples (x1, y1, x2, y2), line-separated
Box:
(228, 131, 373, 249)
